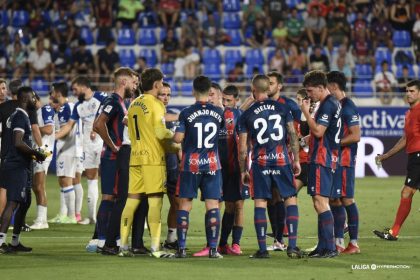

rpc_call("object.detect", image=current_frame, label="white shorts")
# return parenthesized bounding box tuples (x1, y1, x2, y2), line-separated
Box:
(56, 154, 77, 178)
(83, 149, 101, 169)
(76, 156, 85, 174)
(33, 157, 52, 174)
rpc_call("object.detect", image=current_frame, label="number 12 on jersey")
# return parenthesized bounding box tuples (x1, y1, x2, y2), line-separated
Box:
(194, 122, 217, 148)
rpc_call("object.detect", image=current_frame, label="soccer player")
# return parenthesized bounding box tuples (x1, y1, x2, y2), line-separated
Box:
(158, 82, 181, 250)
(119, 68, 176, 258)
(373, 80, 420, 241)
(30, 94, 55, 230)
(217, 85, 245, 256)
(299, 70, 342, 258)
(237, 74, 303, 259)
(0, 79, 6, 104)
(295, 88, 310, 193)
(49, 82, 83, 224)
(54, 77, 107, 224)
(0, 87, 47, 254)
(173, 76, 224, 259)
(93, 67, 137, 251)
(327, 71, 361, 254)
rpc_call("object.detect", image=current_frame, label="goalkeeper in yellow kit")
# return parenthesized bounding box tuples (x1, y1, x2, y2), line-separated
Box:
(119, 68, 177, 257)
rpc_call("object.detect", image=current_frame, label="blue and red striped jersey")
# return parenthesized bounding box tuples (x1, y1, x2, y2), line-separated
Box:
(218, 107, 242, 176)
(98, 93, 127, 160)
(176, 102, 224, 172)
(277, 96, 301, 122)
(308, 94, 342, 169)
(237, 99, 293, 167)
(340, 97, 359, 167)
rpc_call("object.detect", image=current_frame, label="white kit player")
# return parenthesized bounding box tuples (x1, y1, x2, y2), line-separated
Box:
(55, 76, 107, 224)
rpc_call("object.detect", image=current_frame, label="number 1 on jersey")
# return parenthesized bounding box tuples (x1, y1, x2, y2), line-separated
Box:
(133, 114, 140, 140)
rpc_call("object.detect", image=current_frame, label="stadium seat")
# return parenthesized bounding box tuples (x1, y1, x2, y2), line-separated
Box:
(0, 10, 9, 28)
(246, 64, 264, 77)
(355, 64, 373, 80)
(117, 28, 135, 46)
(224, 29, 242, 46)
(352, 80, 374, 98)
(392, 31, 411, 47)
(161, 63, 175, 76)
(31, 78, 50, 96)
(223, 12, 241, 29)
(139, 28, 157, 46)
(119, 49, 136, 68)
(395, 64, 416, 78)
(286, 0, 302, 8)
(139, 48, 158, 66)
(224, 49, 243, 65)
(138, 11, 158, 27)
(223, 0, 241, 12)
(375, 48, 392, 65)
(394, 49, 415, 66)
(180, 80, 194, 96)
(80, 26, 94, 45)
(202, 48, 222, 65)
(203, 63, 222, 81)
(11, 10, 29, 28)
(245, 49, 264, 66)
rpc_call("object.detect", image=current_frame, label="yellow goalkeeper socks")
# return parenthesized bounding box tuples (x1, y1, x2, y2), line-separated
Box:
(120, 198, 140, 249)
(148, 197, 163, 252)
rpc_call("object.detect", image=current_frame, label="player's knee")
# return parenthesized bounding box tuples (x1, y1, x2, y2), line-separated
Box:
(329, 198, 341, 206)
(341, 197, 354, 206)
(401, 186, 415, 198)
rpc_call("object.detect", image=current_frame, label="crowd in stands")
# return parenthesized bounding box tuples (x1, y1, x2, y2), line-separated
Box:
(0, 0, 419, 103)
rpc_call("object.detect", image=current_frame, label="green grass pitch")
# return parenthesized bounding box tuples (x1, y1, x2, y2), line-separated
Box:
(0, 176, 419, 280)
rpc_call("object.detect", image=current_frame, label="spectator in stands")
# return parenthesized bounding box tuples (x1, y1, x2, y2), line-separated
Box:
(332, 57, 352, 82)
(309, 45, 330, 71)
(398, 65, 411, 94)
(161, 28, 179, 62)
(116, 0, 144, 33)
(272, 20, 288, 47)
(227, 62, 245, 84)
(200, 0, 223, 16)
(52, 9, 69, 45)
(305, 6, 327, 46)
(8, 42, 27, 79)
(29, 30, 51, 51)
(246, 18, 271, 49)
(96, 39, 120, 85)
(182, 46, 200, 80)
(390, 0, 412, 31)
(371, 13, 393, 50)
(263, 0, 287, 29)
(201, 11, 228, 48)
(29, 7, 49, 35)
(413, 11, 420, 51)
(331, 44, 355, 71)
(307, 0, 328, 18)
(181, 14, 202, 49)
(286, 8, 304, 47)
(183, 0, 195, 10)
(51, 44, 71, 81)
(353, 30, 374, 67)
(94, 0, 114, 44)
(288, 44, 308, 74)
(242, 0, 265, 32)
(73, 39, 94, 76)
(327, 7, 350, 47)
(28, 38, 52, 82)
(0, 50, 6, 78)
(158, 0, 181, 29)
(71, 0, 96, 29)
(372, 0, 389, 22)
(352, 11, 369, 41)
(269, 48, 286, 74)
(134, 57, 147, 74)
(374, 60, 398, 105)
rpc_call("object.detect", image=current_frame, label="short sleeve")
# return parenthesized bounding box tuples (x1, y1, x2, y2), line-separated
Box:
(42, 106, 55, 125)
(94, 91, 108, 103)
(316, 102, 335, 127)
(70, 102, 81, 121)
(12, 113, 27, 133)
(28, 109, 38, 125)
(175, 110, 186, 133)
(101, 97, 119, 120)
(343, 102, 360, 128)
(237, 112, 248, 134)
(58, 104, 72, 126)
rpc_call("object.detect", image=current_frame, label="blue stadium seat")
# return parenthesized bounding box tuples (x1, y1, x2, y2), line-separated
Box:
(392, 31, 411, 47)
(286, 0, 302, 8)
(180, 80, 194, 96)
(119, 49, 136, 68)
(224, 29, 242, 46)
(355, 64, 373, 79)
(117, 28, 135, 46)
(352, 80, 374, 98)
(203, 63, 222, 81)
(0, 10, 9, 28)
(31, 78, 50, 96)
(161, 63, 175, 76)
(375, 48, 392, 65)
(223, 0, 241, 12)
(139, 28, 157, 46)
(80, 26, 94, 45)
(138, 11, 158, 27)
(11, 10, 29, 28)
(246, 64, 264, 76)
(139, 48, 158, 66)
(202, 48, 222, 65)
(223, 12, 241, 29)
(394, 49, 414, 65)
(395, 64, 416, 78)
(224, 49, 243, 65)
(245, 49, 264, 65)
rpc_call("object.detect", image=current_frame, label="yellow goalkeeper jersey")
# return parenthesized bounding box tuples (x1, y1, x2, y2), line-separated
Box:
(128, 94, 173, 166)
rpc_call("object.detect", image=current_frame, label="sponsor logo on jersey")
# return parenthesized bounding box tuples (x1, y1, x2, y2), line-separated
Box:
(262, 169, 282, 175)
(104, 105, 113, 113)
(258, 152, 285, 161)
(189, 156, 218, 166)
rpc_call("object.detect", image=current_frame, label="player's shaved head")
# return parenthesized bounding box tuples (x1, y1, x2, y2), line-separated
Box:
(114, 67, 137, 86)
(252, 74, 270, 93)
(193, 75, 212, 96)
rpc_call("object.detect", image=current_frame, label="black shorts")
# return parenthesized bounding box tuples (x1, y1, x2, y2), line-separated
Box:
(116, 145, 131, 198)
(221, 170, 242, 202)
(295, 162, 308, 187)
(405, 152, 420, 189)
(166, 168, 179, 196)
(3, 166, 32, 203)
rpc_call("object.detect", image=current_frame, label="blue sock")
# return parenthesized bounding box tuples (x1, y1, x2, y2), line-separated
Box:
(176, 210, 189, 249)
(317, 215, 324, 250)
(254, 207, 267, 252)
(96, 200, 113, 240)
(320, 211, 335, 251)
(345, 203, 359, 241)
(219, 211, 234, 246)
(266, 203, 277, 237)
(206, 208, 220, 249)
(286, 205, 299, 249)
(275, 201, 286, 242)
(232, 226, 243, 245)
(331, 205, 346, 239)
(204, 212, 210, 247)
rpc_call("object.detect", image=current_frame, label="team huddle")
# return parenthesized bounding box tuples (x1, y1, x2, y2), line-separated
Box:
(0, 68, 419, 259)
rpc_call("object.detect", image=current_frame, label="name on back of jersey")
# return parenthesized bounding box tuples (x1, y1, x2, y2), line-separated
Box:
(187, 109, 222, 123)
(254, 104, 275, 115)
(131, 99, 150, 115)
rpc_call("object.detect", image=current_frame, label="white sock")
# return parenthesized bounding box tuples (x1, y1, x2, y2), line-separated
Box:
(98, 239, 105, 248)
(74, 183, 84, 215)
(11, 234, 20, 246)
(0, 233, 6, 245)
(87, 179, 99, 220)
(59, 190, 67, 216)
(336, 238, 345, 248)
(116, 239, 121, 247)
(167, 228, 177, 243)
(350, 239, 358, 246)
(63, 185, 76, 218)
(37, 205, 48, 222)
